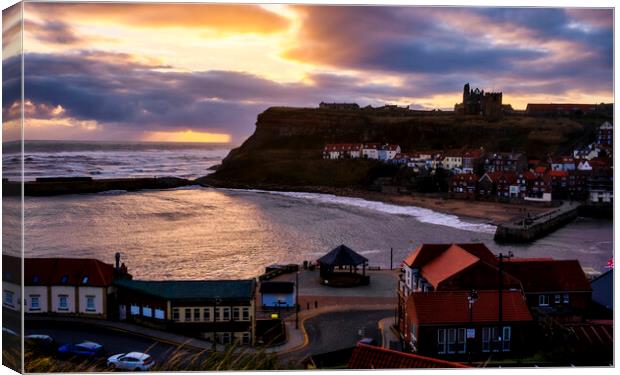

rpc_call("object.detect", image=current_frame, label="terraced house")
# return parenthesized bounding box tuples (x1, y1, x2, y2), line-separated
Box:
(3, 255, 118, 318)
(114, 278, 257, 345)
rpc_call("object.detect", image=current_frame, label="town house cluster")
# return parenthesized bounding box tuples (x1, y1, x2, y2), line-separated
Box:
(395, 243, 608, 360)
(323, 121, 613, 204)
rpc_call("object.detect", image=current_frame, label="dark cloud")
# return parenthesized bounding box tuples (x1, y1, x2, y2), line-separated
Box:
(284, 6, 612, 97)
(24, 20, 82, 45)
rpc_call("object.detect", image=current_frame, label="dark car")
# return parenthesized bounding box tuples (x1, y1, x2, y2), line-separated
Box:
(57, 341, 104, 357)
(25, 334, 57, 353)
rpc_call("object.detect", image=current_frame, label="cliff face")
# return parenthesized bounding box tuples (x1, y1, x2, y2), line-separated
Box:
(206, 107, 593, 188)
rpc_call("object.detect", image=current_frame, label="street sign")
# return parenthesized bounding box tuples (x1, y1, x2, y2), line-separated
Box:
(466, 328, 476, 339)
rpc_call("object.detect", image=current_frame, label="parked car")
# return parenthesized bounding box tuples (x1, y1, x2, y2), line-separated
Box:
(107, 352, 155, 371)
(358, 337, 378, 346)
(57, 341, 104, 357)
(25, 334, 57, 353)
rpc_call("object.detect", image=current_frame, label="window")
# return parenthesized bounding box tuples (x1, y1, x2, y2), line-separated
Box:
(447, 329, 457, 354)
(221, 332, 231, 345)
(3, 290, 14, 307)
(538, 295, 549, 306)
(203, 307, 211, 322)
(554, 294, 561, 304)
(194, 308, 201, 321)
(457, 328, 466, 354)
(233, 307, 240, 321)
(482, 328, 490, 352)
(172, 308, 180, 321)
(86, 295, 96, 311)
(30, 295, 40, 311)
(242, 332, 251, 345)
(60, 275, 69, 284)
(563, 294, 570, 304)
(185, 308, 192, 321)
(143, 306, 152, 317)
(58, 295, 69, 310)
(81, 276, 89, 285)
(437, 329, 446, 354)
(130, 304, 140, 315)
(215, 307, 221, 321)
(242, 307, 250, 321)
(222, 307, 230, 321)
(502, 327, 511, 352)
(155, 308, 165, 320)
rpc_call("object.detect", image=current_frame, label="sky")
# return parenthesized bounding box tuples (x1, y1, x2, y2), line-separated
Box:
(1, 2, 614, 143)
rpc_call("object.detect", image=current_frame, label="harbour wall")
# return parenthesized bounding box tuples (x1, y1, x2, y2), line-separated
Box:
(2, 177, 193, 197)
(494, 201, 581, 243)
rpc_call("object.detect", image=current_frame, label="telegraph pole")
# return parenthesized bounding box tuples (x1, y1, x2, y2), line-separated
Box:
(390, 247, 393, 270)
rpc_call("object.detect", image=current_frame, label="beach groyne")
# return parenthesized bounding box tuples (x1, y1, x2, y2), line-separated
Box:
(3, 177, 193, 196)
(494, 201, 581, 243)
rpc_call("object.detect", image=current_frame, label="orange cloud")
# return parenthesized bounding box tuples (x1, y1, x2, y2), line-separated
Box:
(25, 3, 289, 35)
(142, 130, 231, 144)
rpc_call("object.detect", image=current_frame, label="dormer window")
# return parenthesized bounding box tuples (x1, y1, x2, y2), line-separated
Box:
(81, 276, 89, 285)
(60, 275, 69, 284)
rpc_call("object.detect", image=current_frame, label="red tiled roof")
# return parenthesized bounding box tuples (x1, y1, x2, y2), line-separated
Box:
(25, 257, 115, 287)
(403, 243, 496, 269)
(502, 259, 591, 293)
(407, 290, 533, 324)
(481, 171, 517, 184)
(547, 170, 569, 177)
(519, 171, 536, 180)
(451, 173, 478, 182)
(421, 245, 479, 287)
(347, 344, 469, 369)
(324, 143, 362, 152)
(462, 149, 482, 158)
(534, 166, 547, 174)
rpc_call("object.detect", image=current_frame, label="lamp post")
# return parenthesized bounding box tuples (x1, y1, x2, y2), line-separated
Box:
(467, 289, 478, 363)
(497, 251, 513, 356)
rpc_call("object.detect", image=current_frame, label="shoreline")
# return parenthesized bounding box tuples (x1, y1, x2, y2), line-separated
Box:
(198, 178, 552, 225)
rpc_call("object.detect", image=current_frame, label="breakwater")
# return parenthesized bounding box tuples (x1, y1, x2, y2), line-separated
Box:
(2, 176, 193, 196)
(494, 201, 581, 243)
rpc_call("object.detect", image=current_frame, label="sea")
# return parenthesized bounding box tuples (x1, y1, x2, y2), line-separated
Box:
(2, 141, 614, 280)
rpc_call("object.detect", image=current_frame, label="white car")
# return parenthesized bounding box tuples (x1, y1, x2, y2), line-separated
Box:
(107, 352, 155, 371)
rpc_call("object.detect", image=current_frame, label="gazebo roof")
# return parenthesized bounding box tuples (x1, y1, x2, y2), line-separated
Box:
(317, 244, 368, 266)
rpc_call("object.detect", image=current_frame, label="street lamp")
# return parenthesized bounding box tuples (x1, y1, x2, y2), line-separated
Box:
(467, 289, 478, 363)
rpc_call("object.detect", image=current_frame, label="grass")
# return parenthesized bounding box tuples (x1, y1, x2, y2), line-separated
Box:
(20, 341, 289, 372)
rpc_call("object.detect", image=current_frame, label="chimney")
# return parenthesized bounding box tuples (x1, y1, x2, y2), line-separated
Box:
(115, 252, 121, 271)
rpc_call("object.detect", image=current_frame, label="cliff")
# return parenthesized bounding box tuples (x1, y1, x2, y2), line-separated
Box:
(203, 106, 596, 189)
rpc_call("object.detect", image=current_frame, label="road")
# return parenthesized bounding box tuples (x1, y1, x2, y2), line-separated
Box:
(282, 309, 394, 362)
(25, 320, 200, 370)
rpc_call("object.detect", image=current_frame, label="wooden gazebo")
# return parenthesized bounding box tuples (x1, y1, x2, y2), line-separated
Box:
(316, 244, 370, 287)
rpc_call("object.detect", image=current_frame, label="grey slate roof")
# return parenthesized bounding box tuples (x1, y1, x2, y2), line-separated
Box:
(317, 244, 368, 266)
(114, 278, 256, 301)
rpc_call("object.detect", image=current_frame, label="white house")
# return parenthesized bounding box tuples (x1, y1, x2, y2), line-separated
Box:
(323, 144, 362, 159)
(577, 160, 593, 171)
(22, 257, 118, 317)
(378, 144, 401, 161)
(573, 144, 600, 161)
(442, 152, 463, 171)
(362, 143, 381, 159)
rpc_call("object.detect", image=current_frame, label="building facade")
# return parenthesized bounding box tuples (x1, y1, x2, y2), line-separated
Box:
(115, 278, 257, 345)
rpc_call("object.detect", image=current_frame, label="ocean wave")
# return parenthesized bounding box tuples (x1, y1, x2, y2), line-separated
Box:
(231, 189, 497, 234)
